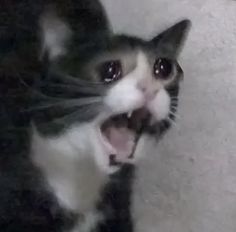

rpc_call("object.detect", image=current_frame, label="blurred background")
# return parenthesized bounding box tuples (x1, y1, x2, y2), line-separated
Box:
(101, 0, 236, 231)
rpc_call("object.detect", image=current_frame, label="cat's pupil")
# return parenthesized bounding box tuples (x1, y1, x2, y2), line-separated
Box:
(99, 60, 122, 83)
(153, 58, 172, 79)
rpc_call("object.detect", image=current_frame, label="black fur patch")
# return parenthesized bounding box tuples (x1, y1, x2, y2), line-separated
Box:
(97, 165, 135, 232)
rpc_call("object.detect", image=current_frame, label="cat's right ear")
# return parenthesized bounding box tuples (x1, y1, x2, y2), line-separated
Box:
(151, 19, 191, 58)
(40, 10, 72, 61)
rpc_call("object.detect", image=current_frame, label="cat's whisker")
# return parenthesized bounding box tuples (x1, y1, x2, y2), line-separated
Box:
(170, 108, 178, 113)
(169, 111, 176, 116)
(20, 74, 104, 101)
(167, 116, 179, 128)
(44, 83, 104, 96)
(25, 97, 102, 112)
(170, 105, 178, 110)
(52, 104, 102, 124)
(168, 113, 182, 130)
(169, 111, 181, 120)
(170, 109, 178, 113)
(52, 72, 103, 87)
(19, 78, 67, 101)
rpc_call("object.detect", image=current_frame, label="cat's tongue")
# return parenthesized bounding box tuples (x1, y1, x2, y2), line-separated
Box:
(101, 108, 149, 163)
(104, 126, 135, 159)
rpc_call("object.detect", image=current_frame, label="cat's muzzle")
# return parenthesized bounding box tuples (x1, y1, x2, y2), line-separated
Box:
(100, 108, 150, 165)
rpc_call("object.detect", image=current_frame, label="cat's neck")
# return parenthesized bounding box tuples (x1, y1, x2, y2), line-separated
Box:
(31, 126, 108, 213)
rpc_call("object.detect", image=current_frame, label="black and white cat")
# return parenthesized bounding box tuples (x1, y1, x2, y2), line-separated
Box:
(0, 0, 191, 231)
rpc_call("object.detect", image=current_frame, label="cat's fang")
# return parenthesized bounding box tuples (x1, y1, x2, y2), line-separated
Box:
(100, 108, 150, 164)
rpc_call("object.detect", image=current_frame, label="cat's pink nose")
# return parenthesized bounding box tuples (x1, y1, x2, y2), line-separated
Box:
(137, 80, 158, 101)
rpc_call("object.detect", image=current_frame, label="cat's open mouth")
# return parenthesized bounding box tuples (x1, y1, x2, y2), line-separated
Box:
(100, 108, 150, 165)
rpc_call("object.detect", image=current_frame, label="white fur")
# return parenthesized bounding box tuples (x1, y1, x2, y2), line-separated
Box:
(70, 212, 103, 232)
(105, 51, 171, 121)
(31, 50, 171, 232)
(148, 88, 171, 120)
(31, 123, 110, 212)
(40, 11, 72, 59)
(104, 52, 147, 113)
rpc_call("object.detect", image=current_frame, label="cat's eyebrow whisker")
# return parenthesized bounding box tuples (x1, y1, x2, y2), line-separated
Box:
(25, 97, 102, 112)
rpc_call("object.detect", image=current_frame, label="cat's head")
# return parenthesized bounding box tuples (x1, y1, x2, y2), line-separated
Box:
(34, 18, 191, 173)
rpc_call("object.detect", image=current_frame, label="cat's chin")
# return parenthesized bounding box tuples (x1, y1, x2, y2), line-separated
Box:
(98, 108, 150, 165)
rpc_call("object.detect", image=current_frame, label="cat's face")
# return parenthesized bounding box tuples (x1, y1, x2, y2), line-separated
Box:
(82, 44, 183, 164)
(35, 19, 190, 173)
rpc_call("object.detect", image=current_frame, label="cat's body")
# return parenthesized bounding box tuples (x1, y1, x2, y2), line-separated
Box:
(0, 1, 190, 231)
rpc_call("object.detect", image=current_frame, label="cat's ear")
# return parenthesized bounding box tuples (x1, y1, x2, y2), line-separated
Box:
(151, 19, 191, 58)
(40, 11, 72, 60)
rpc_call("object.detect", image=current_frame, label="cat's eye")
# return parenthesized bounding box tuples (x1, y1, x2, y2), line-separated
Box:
(153, 58, 173, 80)
(98, 60, 122, 84)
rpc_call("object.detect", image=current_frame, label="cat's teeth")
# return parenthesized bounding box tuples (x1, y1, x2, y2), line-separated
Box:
(127, 111, 133, 118)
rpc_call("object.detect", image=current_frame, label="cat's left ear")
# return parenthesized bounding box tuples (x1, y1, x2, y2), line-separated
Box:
(151, 19, 191, 58)
(40, 10, 72, 61)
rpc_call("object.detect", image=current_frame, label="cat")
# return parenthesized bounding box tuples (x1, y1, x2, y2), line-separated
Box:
(0, 0, 191, 231)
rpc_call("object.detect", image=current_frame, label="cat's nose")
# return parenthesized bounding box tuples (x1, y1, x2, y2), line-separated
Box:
(137, 80, 158, 101)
